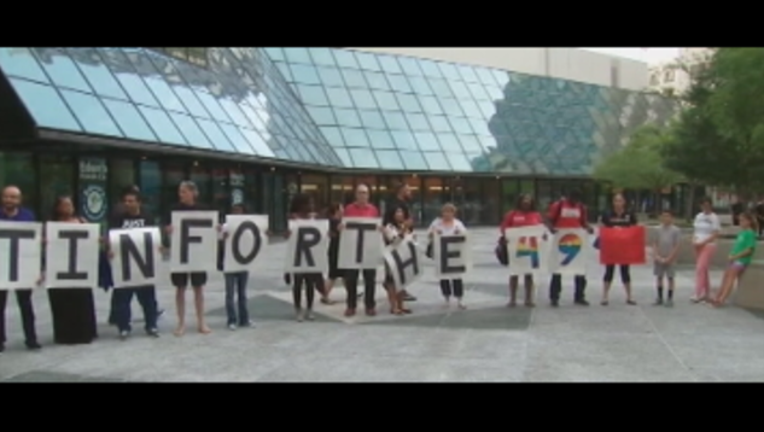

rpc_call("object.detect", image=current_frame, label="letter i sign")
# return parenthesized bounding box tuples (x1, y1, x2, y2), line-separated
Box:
(515, 236, 539, 268)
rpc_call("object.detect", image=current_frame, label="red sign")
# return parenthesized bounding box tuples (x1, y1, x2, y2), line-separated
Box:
(599, 226, 646, 265)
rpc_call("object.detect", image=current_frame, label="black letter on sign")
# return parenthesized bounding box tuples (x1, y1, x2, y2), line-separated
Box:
(293, 226, 321, 267)
(57, 230, 89, 280)
(345, 221, 376, 264)
(391, 241, 419, 286)
(439, 235, 466, 274)
(231, 221, 261, 264)
(119, 232, 155, 281)
(179, 218, 213, 264)
(0, 229, 35, 282)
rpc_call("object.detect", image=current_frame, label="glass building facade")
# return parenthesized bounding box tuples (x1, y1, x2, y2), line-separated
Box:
(0, 47, 679, 229)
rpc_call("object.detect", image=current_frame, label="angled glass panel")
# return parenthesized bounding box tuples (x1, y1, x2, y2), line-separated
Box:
(264, 47, 285, 61)
(0, 48, 49, 82)
(414, 132, 440, 151)
(305, 106, 336, 125)
(333, 108, 362, 127)
(238, 103, 267, 131)
(457, 99, 481, 119)
(341, 128, 370, 147)
(397, 57, 423, 76)
(440, 98, 464, 116)
(348, 148, 379, 168)
(492, 69, 511, 87)
(436, 133, 463, 152)
(377, 55, 402, 74)
(372, 90, 398, 110)
(167, 112, 212, 148)
(428, 115, 452, 133)
(484, 85, 504, 101)
(457, 65, 479, 83)
(319, 126, 345, 146)
(363, 71, 390, 90)
(475, 67, 498, 86)
(217, 98, 250, 127)
(366, 129, 396, 149)
(375, 149, 403, 167)
(418, 95, 443, 114)
(142, 75, 188, 113)
(283, 48, 312, 64)
(162, 56, 208, 92)
(423, 152, 451, 170)
(65, 48, 126, 100)
(31, 48, 91, 93)
(196, 118, 236, 152)
(349, 88, 376, 109)
(437, 62, 462, 81)
(341, 69, 367, 88)
(395, 93, 421, 113)
(308, 48, 337, 66)
(194, 90, 232, 122)
(238, 127, 276, 156)
(390, 130, 418, 150)
(358, 109, 386, 129)
(387, 74, 411, 93)
(428, 78, 453, 97)
(407, 75, 433, 95)
(477, 135, 498, 150)
(469, 118, 491, 136)
(274, 149, 289, 159)
(417, 59, 442, 78)
(466, 82, 489, 101)
(334, 147, 352, 166)
(476, 100, 496, 118)
(9, 78, 80, 131)
(103, 50, 160, 107)
(406, 113, 430, 131)
(398, 150, 427, 170)
(137, 106, 186, 145)
(101, 98, 157, 142)
(354, 51, 381, 71)
(218, 122, 256, 154)
(458, 134, 483, 152)
(59, 89, 122, 137)
(289, 63, 321, 85)
(316, 66, 344, 87)
(275, 63, 293, 81)
(325, 87, 353, 108)
(446, 152, 472, 171)
(449, 116, 474, 134)
(382, 111, 408, 130)
(333, 50, 359, 69)
(296, 84, 329, 106)
(448, 81, 472, 100)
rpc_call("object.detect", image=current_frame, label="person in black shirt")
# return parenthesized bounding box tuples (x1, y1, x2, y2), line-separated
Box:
(599, 193, 637, 306)
(165, 181, 212, 336)
(323, 202, 343, 304)
(108, 189, 160, 339)
(384, 182, 417, 302)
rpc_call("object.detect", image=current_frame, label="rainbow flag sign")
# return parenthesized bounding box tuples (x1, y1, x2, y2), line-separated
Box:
(504, 225, 548, 276)
(549, 228, 589, 275)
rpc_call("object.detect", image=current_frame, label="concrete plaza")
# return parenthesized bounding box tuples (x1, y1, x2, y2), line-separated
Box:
(1, 228, 763, 382)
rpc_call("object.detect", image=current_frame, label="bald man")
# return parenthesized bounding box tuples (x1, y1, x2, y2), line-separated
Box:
(0, 185, 41, 352)
(341, 184, 380, 317)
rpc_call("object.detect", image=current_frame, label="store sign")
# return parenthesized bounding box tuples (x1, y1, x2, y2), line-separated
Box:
(230, 172, 245, 187)
(78, 157, 108, 223)
(79, 158, 107, 182)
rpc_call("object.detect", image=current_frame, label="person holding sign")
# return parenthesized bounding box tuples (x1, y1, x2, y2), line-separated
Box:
(711, 212, 758, 307)
(0, 185, 41, 352)
(218, 203, 256, 330)
(165, 181, 214, 336)
(598, 193, 638, 306)
(546, 189, 594, 307)
(108, 189, 160, 339)
(322, 203, 344, 304)
(341, 184, 381, 317)
(44, 196, 98, 344)
(692, 197, 720, 303)
(384, 182, 416, 302)
(382, 206, 412, 315)
(500, 194, 543, 307)
(286, 194, 324, 321)
(429, 203, 467, 309)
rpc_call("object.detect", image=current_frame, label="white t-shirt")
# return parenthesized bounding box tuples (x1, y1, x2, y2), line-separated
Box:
(428, 217, 466, 235)
(693, 212, 720, 244)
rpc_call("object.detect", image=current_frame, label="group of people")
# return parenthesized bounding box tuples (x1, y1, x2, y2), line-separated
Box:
(0, 180, 758, 353)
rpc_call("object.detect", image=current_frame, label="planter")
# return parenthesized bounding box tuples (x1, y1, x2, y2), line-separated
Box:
(734, 261, 764, 310)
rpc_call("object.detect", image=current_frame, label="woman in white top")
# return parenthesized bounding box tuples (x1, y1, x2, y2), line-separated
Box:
(428, 203, 467, 309)
(382, 206, 413, 315)
(692, 197, 720, 302)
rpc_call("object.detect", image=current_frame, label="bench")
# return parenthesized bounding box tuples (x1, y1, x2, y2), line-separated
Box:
(733, 261, 764, 310)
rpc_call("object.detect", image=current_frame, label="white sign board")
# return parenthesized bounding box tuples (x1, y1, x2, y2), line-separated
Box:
(44, 222, 100, 289)
(170, 211, 218, 272)
(284, 219, 329, 274)
(223, 214, 269, 272)
(549, 228, 589, 276)
(109, 227, 162, 288)
(338, 217, 383, 270)
(433, 233, 472, 277)
(0, 221, 42, 290)
(383, 237, 423, 291)
(505, 226, 548, 276)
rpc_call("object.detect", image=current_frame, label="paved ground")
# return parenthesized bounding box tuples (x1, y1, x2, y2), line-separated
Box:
(2, 228, 763, 382)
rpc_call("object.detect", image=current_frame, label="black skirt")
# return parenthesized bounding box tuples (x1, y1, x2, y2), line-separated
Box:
(48, 289, 97, 344)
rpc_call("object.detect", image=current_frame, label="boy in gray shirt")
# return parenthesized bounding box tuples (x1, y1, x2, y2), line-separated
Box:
(652, 210, 681, 306)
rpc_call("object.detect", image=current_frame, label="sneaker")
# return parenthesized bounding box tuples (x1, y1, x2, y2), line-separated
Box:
(665, 299, 674, 307)
(653, 299, 663, 306)
(228, 324, 237, 331)
(365, 308, 376, 316)
(344, 308, 356, 317)
(119, 331, 129, 340)
(146, 328, 159, 338)
(0, 344, 4, 352)
(296, 310, 303, 322)
(551, 300, 559, 307)
(574, 299, 590, 306)
(690, 296, 702, 303)
(157, 309, 165, 317)
(305, 311, 315, 321)
(25, 341, 41, 350)
(239, 321, 254, 328)
(403, 292, 417, 301)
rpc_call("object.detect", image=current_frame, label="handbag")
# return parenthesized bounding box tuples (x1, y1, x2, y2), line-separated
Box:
(495, 237, 509, 266)
(425, 241, 434, 258)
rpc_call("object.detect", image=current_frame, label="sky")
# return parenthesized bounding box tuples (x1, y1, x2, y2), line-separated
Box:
(581, 48, 680, 64)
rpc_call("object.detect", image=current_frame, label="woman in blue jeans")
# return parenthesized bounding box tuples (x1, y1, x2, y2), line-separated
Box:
(219, 204, 252, 330)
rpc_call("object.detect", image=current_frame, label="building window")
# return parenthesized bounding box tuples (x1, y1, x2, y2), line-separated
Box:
(650, 73, 660, 86)
(150, 47, 208, 67)
(663, 69, 675, 83)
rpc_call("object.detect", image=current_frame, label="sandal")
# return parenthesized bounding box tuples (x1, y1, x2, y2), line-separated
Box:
(524, 302, 535, 308)
(626, 300, 637, 305)
(391, 308, 405, 315)
(507, 301, 516, 308)
(400, 308, 412, 314)
(320, 298, 336, 305)
(600, 300, 609, 306)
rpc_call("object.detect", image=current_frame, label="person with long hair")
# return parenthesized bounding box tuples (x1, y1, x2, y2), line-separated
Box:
(599, 193, 638, 305)
(287, 193, 323, 321)
(430, 203, 467, 309)
(500, 193, 543, 307)
(322, 202, 344, 304)
(692, 197, 720, 303)
(382, 206, 412, 315)
(46, 195, 98, 344)
(711, 212, 758, 307)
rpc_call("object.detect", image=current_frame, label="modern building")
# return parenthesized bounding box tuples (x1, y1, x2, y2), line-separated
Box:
(0, 47, 678, 230)
(649, 48, 714, 96)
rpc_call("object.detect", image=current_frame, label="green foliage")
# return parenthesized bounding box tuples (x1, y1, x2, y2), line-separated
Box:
(593, 125, 681, 190)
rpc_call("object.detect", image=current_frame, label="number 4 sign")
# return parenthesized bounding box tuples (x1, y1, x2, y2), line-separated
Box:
(504, 226, 548, 276)
(550, 228, 588, 275)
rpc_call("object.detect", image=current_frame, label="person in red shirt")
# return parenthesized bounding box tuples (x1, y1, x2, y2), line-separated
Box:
(500, 194, 543, 307)
(340, 184, 380, 317)
(546, 189, 594, 307)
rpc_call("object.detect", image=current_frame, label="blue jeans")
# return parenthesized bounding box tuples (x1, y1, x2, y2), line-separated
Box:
(225, 272, 250, 325)
(114, 286, 158, 332)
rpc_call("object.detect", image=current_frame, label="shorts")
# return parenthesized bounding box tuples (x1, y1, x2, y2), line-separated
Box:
(170, 272, 207, 288)
(729, 261, 748, 271)
(653, 262, 675, 278)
